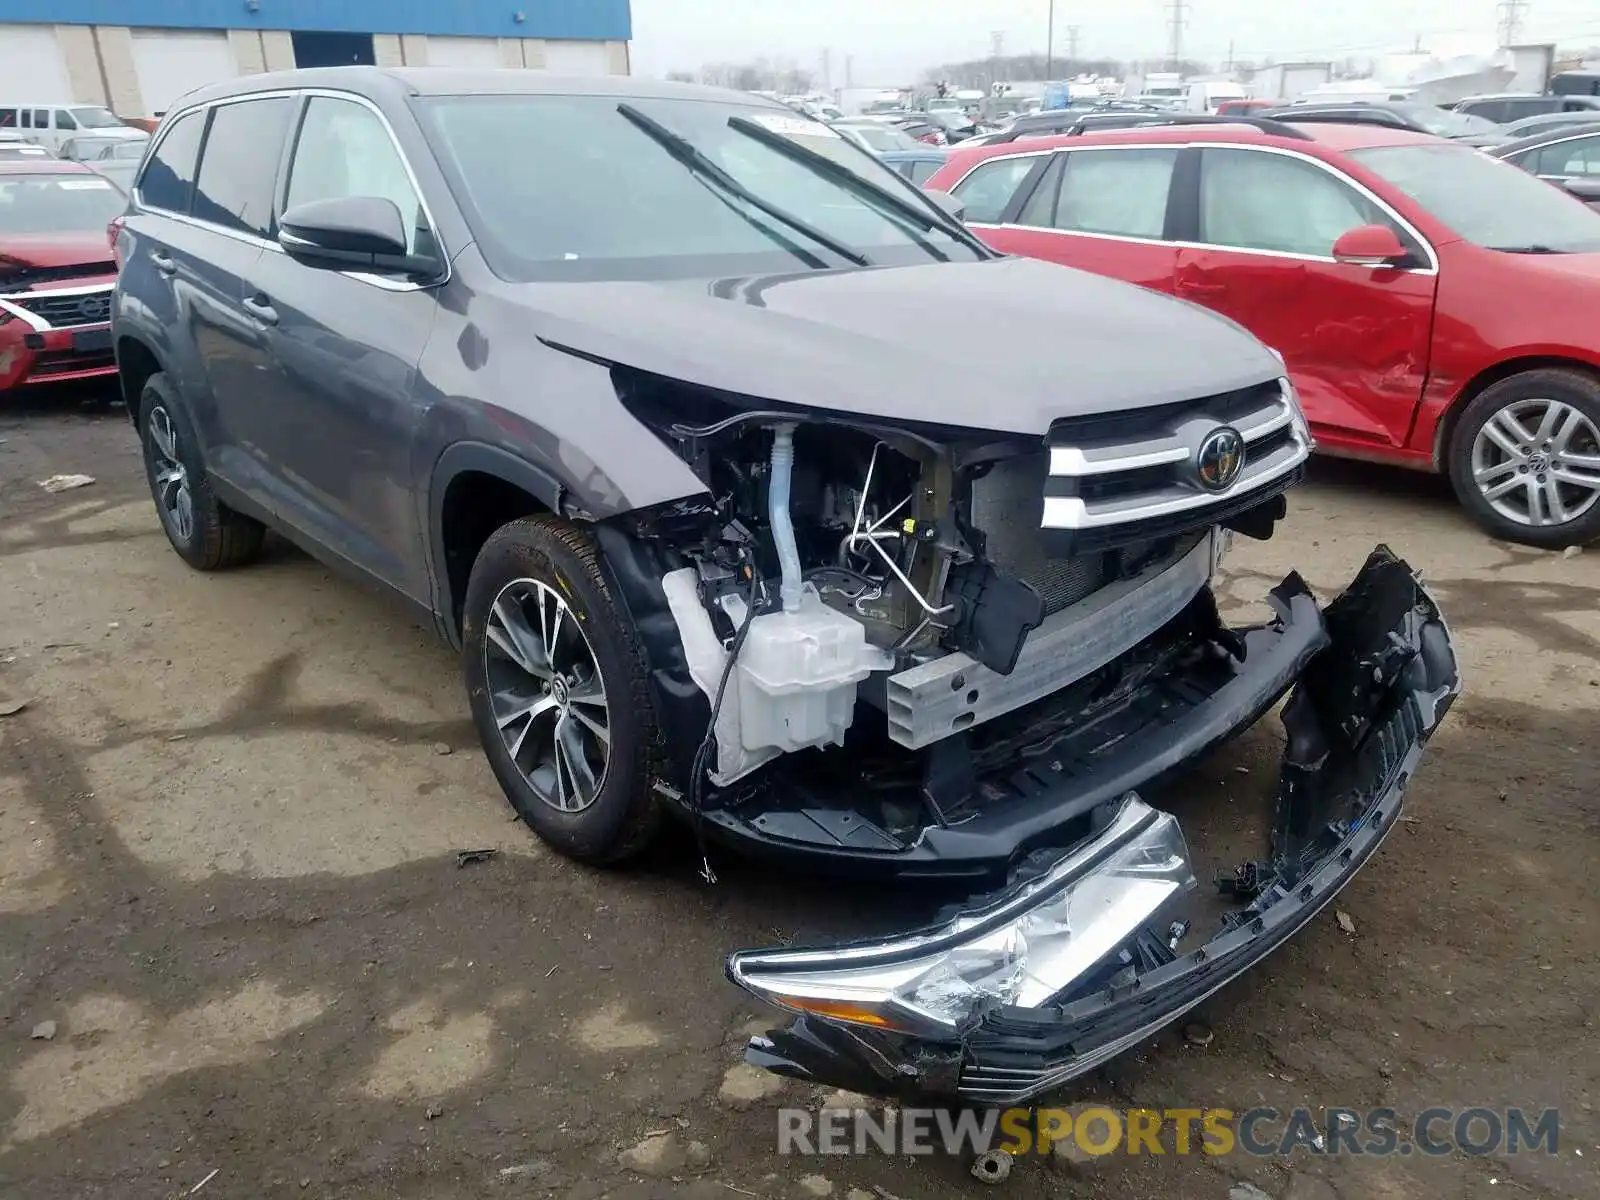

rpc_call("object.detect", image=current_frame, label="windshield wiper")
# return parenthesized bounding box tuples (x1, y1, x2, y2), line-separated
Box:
(1489, 244, 1566, 254)
(616, 102, 869, 267)
(727, 114, 996, 259)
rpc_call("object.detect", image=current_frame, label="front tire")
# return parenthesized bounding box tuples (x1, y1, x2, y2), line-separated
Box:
(462, 516, 664, 864)
(138, 374, 265, 570)
(1447, 369, 1600, 548)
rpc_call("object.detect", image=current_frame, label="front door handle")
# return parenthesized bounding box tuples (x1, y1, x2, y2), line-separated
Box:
(151, 250, 176, 276)
(242, 295, 278, 325)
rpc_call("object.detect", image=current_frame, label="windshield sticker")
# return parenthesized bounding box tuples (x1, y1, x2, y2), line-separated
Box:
(749, 113, 840, 139)
(56, 179, 113, 190)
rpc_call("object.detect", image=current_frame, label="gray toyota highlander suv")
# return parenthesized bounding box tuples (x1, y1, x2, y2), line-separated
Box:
(111, 68, 1459, 1105)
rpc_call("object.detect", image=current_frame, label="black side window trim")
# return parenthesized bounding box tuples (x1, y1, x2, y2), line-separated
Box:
(271, 94, 310, 226)
(1009, 152, 1065, 226)
(1164, 146, 1201, 241)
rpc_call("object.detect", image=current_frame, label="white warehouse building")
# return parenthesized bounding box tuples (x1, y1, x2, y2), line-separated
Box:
(0, 0, 632, 119)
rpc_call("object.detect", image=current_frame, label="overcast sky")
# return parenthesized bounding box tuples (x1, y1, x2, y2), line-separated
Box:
(631, 0, 1600, 83)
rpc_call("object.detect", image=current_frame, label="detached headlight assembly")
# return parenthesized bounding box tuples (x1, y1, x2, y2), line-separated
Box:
(726, 797, 1195, 1036)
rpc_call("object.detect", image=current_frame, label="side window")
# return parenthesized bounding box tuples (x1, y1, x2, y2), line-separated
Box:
(54, 109, 77, 131)
(18, 111, 31, 129)
(192, 97, 294, 237)
(948, 155, 1042, 224)
(1053, 148, 1178, 239)
(32, 109, 49, 129)
(1199, 148, 1388, 257)
(0, 109, 15, 128)
(137, 110, 206, 213)
(284, 96, 431, 254)
(1533, 137, 1600, 177)
(907, 160, 942, 187)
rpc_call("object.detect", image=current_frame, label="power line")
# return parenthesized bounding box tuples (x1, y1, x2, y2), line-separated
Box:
(1166, 0, 1190, 71)
(1499, 0, 1531, 45)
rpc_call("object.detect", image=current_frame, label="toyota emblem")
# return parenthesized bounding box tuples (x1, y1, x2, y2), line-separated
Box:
(1194, 426, 1245, 492)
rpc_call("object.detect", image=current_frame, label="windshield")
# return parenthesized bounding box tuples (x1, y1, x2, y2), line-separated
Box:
(419, 95, 980, 282)
(69, 107, 125, 130)
(1397, 104, 1500, 137)
(1352, 143, 1600, 252)
(0, 173, 126, 234)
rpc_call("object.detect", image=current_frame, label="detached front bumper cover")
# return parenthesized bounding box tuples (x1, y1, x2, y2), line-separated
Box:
(725, 546, 1459, 1104)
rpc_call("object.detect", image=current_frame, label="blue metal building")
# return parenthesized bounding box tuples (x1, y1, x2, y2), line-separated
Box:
(0, 1, 633, 116)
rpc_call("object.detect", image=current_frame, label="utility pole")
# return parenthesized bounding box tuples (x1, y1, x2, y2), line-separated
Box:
(1498, 0, 1529, 46)
(844, 53, 854, 89)
(820, 46, 831, 91)
(990, 29, 1005, 92)
(1165, 0, 1189, 73)
(1067, 25, 1081, 64)
(1046, 1, 1055, 80)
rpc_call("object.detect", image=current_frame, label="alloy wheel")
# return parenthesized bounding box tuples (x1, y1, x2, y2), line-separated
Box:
(483, 578, 611, 813)
(1470, 398, 1600, 529)
(148, 404, 195, 544)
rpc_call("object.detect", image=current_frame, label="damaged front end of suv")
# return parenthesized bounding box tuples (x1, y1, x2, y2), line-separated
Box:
(590, 350, 1456, 1104)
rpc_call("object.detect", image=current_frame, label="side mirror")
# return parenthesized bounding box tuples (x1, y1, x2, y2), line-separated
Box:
(1560, 176, 1600, 203)
(278, 196, 441, 279)
(1331, 223, 1411, 267)
(923, 188, 966, 222)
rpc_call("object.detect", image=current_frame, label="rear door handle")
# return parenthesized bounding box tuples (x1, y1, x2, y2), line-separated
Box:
(151, 250, 176, 276)
(242, 295, 278, 325)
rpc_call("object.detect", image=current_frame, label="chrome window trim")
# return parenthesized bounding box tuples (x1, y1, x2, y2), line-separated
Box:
(954, 140, 1441, 276)
(133, 87, 449, 293)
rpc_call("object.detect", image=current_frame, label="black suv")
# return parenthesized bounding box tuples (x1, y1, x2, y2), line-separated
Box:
(112, 68, 1457, 1105)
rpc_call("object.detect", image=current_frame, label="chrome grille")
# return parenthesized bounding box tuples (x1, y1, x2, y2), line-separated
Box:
(1042, 378, 1310, 537)
(9, 288, 112, 328)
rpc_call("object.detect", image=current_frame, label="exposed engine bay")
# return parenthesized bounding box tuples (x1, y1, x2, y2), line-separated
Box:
(603, 371, 1303, 879)
(594, 370, 1456, 1105)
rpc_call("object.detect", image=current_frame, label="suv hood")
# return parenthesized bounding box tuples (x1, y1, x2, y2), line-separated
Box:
(521, 256, 1283, 434)
(0, 233, 116, 285)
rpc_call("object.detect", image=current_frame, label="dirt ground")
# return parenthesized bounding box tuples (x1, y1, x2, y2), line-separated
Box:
(1, 391, 1595, 1200)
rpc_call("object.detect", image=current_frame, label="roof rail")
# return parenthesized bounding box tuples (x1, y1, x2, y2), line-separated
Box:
(1069, 112, 1316, 140)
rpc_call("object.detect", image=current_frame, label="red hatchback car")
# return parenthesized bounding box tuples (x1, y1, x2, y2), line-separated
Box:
(928, 120, 1600, 546)
(0, 159, 125, 396)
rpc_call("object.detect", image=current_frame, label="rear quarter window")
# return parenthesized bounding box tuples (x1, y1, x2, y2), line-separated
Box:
(137, 110, 205, 214)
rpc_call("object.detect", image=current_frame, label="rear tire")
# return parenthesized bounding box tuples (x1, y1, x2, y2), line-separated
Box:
(138, 373, 265, 570)
(462, 515, 664, 864)
(1447, 369, 1600, 548)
